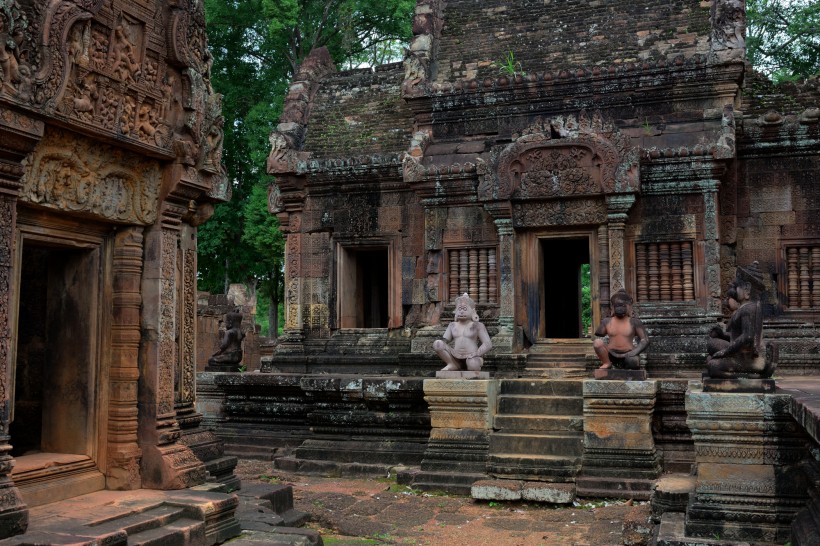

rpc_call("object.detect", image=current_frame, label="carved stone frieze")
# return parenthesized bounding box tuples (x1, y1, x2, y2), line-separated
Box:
(512, 199, 607, 228)
(709, 0, 745, 64)
(180, 247, 196, 404)
(19, 128, 160, 225)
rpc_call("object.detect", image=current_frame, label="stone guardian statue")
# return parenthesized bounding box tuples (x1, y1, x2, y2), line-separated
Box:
(206, 307, 245, 371)
(433, 293, 492, 371)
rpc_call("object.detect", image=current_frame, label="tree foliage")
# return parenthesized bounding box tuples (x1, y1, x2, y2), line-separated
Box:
(747, 0, 820, 82)
(200, 0, 412, 335)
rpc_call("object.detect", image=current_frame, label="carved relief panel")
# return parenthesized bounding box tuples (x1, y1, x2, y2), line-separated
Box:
(1, 0, 224, 179)
(18, 128, 160, 225)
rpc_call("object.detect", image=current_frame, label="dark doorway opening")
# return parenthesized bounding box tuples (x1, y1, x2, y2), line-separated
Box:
(339, 247, 389, 328)
(11, 243, 96, 458)
(541, 238, 590, 338)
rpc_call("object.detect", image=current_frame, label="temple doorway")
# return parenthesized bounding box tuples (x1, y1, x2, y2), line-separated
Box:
(540, 237, 591, 338)
(10, 233, 106, 506)
(338, 247, 389, 328)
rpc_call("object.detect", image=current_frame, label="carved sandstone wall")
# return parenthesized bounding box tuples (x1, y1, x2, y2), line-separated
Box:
(0, 0, 228, 535)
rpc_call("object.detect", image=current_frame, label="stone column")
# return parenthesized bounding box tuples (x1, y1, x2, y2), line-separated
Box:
(577, 380, 661, 500)
(494, 219, 515, 351)
(605, 195, 635, 294)
(683, 383, 809, 543)
(702, 183, 722, 314)
(0, 111, 43, 537)
(106, 227, 145, 490)
(139, 216, 206, 489)
(414, 379, 496, 494)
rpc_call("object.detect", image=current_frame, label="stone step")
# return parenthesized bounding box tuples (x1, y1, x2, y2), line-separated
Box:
(497, 395, 583, 415)
(487, 454, 580, 481)
(494, 414, 583, 432)
(126, 518, 205, 546)
(90, 505, 190, 537)
(489, 432, 583, 457)
(497, 379, 583, 396)
(291, 439, 425, 465)
(519, 368, 590, 379)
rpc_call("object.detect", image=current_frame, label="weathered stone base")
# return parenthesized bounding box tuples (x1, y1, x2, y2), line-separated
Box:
(656, 512, 749, 546)
(0, 479, 27, 539)
(701, 378, 776, 393)
(141, 443, 208, 490)
(435, 370, 490, 379)
(580, 380, 660, 500)
(471, 480, 575, 504)
(683, 385, 809, 544)
(650, 473, 694, 523)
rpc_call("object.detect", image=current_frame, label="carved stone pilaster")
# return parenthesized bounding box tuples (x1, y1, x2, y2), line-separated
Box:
(606, 194, 635, 293)
(702, 184, 722, 314)
(494, 219, 515, 352)
(577, 380, 661, 500)
(682, 383, 809, 543)
(139, 219, 206, 489)
(107, 227, 144, 490)
(0, 110, 43, 538)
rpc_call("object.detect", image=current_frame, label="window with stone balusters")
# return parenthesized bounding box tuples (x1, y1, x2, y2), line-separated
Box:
(783, 243, 820, 311)
(447, 247, 498, 304)
(634, 241, 696, 302)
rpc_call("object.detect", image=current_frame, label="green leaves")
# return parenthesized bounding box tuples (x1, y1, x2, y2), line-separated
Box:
(747, 0, 820, 82)
(199, 0, 412, 334)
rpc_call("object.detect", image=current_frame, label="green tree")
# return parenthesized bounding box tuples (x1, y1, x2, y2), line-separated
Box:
(747, 0, 820, 82)
(200, 0, 413, 335)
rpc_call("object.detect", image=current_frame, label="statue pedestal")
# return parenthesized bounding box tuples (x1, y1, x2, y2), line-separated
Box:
(576, 380, 660, 500)
(435, 370, 490, 379)
(411, 379, 496, 494)
(593, 368, 647, 380)
(676, 382, 808, 544)
(701, 377, 775, 393)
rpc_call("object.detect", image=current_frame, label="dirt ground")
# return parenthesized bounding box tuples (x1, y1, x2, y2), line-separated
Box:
(235, 459, 649, 546)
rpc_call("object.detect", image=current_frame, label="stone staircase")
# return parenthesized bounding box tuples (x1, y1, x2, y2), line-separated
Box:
(524, 338, 595, 377)
(487, 379, 584, 482)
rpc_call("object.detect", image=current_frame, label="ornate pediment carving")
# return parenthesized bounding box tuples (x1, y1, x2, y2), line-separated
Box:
(1, 0, 227, 201)
(19, 127, 160, 225)
(487, 113, 640, 202)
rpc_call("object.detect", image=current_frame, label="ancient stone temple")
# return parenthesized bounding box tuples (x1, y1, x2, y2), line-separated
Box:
(202, 0, 820, 541)
(0, 0, 231, 538)
(267, 1, 818, 374)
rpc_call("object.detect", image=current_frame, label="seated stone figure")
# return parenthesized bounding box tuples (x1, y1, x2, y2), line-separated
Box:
(207, 307, 245, 371)
(593, 289, 649, 370)
(433, 293, 492, 371)
(705, 261, 773, 379)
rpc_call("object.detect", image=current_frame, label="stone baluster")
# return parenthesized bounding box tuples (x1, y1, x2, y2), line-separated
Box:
(659, 242, 671, 300)
(468, 248, 478, 300)
(812, 247, 820, 308)
(478, 248, 488, 304)
(671, 242, 683, 301)
(787, 247, 799, 309)
(682, 242, 695, 301)
(449, 250, 458, 299)
(800, 247, 810, 309)
(648, 243, 659, 301)
(636, 243, 648, 302)
(459, 249, 468, 295)
(488, 248, 497, 304)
